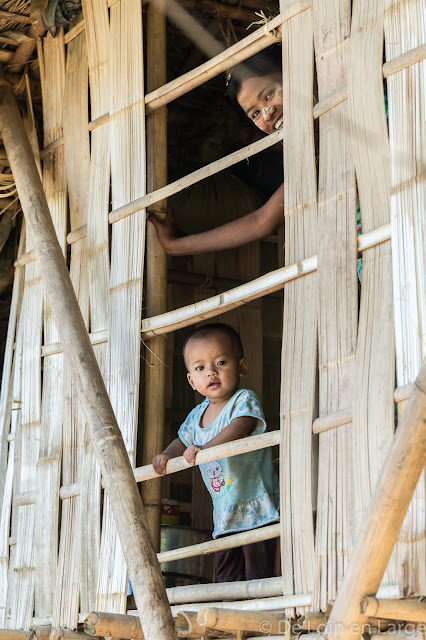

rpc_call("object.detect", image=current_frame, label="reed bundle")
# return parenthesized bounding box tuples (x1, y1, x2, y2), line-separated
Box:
(279, 0, 317, 615)
(53, 29, 90, 629)
(312, 0, 358, 612)
(97, 0, 145, 614)
(348, 0, 397, 596)
(80, 0, 111, 616)
(35, 30, 67, 624)
(385, 0, 426, 596)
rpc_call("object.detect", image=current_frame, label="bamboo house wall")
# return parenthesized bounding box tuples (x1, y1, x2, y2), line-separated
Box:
(0, 0, 424, 634)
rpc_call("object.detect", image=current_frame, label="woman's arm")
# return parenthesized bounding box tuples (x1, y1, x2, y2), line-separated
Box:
(148, 183, 284, 256)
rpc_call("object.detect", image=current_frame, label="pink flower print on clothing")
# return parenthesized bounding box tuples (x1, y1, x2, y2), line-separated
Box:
(207, 461, 225, 493)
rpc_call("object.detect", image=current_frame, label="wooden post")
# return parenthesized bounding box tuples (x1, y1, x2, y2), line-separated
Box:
(142, 0, 168, 552)
(0, 71, 177, 640)
(323, 360, 426, 640)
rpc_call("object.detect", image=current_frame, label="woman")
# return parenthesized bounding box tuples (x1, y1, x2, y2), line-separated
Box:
(148, 47, 285, 256)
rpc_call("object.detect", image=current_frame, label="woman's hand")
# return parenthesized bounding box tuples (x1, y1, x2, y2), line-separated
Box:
(147, 209, 178, 253)
(152, 453, 171, 476)
(183, 444, 203, 466)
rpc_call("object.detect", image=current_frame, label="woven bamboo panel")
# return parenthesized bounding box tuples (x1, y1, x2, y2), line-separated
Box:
(52, 28, 90, 628)
(348, 0, 398, 592)
(0, 232, 25, 627)
(80, 0, 110, 615)
(9, 249, 43, 629)
(97, 0, 145, 613)
(385, 0, 426, 595)
(313, 0, 358, 611)
(279, 0, 317, 613)
(35, 30, 67, 622)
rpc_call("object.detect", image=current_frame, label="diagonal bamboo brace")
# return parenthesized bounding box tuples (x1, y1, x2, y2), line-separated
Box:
(323, 358, 426, 640)
(0, 69, 177, 640)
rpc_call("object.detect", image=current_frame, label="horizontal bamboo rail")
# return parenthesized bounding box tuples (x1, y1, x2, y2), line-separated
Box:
(323, 361, 426, 640)
(169, 593, 313, 616)
(140, 225, 390, 339)
(361, 598, 426, 623)
(166, 575, 284, 605)
(15, 431, 281, 504)
(157, 523, 280, 564)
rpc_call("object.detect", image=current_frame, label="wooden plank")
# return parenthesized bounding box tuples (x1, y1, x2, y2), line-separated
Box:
(312, 0, 358, 611)
(384, 0, 426, 596)
(348, 0, 397, 593)
(97, 0, 145, 613)
(53, 28, 90, 628)
(80, 0, 111, 615)
(279, 0, 317, 614)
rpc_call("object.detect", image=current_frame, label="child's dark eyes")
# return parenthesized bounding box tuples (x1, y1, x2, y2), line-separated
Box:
(252, 109, 260, 120)
(217, 360, 226, 366)
(195, 365, 204, 371)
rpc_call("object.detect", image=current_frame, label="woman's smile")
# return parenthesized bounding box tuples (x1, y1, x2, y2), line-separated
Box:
(236, 72, 284, 135)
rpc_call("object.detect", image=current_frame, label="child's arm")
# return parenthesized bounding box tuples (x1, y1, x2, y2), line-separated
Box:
(183, 416, 258, 465)
(152, 437, 186, 476)
(147, 183, 284, 256)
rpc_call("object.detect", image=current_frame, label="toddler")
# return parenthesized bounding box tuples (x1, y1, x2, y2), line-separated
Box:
(152, 323, 280, 582)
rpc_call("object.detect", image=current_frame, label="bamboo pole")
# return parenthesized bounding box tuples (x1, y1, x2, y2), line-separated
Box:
(142, 0, 168, 553)
(0, 632, 31, 640)
(175, 612, 208, 638)
(0, 72, 176, 640)
(361, 598, 426, 623)
(158, 523, 280, 564)
(30, 628, 95, 640)
(85, 611, 144, 639)
(322, 361, 426, 640)
(197, 607, 289, 635)
(166, 576, 284, 605)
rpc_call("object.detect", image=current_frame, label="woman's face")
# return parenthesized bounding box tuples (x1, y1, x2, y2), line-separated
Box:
(236, 72, 283, 134)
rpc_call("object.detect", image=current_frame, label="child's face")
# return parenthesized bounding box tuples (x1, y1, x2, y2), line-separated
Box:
(185, 333, 247, 404)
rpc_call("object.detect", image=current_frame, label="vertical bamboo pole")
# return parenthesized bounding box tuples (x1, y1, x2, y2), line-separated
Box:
(0, 72, 177, 640)
(322, 361, 426, 640)
(142, 0, 168, 552)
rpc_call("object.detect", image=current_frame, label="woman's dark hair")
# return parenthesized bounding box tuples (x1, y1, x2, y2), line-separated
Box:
(226, 45, 282, 109)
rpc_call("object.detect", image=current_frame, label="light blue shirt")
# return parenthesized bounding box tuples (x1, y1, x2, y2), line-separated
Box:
(178, 389, 280, 538)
